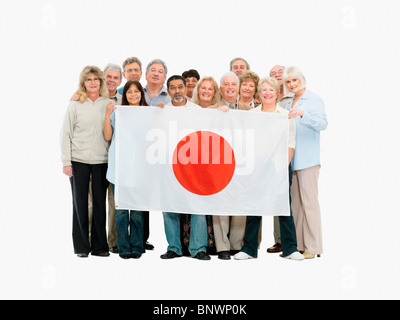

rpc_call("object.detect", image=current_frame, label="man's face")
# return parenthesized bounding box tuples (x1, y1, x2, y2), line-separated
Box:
(270, 65, 285, 85)
(231, 59, 247, 76)
(220, 75, 239, 101)
(123, 62, 142, 81)
(146, 63, 166, 86)
(168, 79, 186, 104)
(104, 69, 122, 94)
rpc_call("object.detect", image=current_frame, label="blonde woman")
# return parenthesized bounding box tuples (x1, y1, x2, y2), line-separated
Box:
(192, 76, 223, 108)
(283, 66, 328, 259)
(60, 65, 112, 258)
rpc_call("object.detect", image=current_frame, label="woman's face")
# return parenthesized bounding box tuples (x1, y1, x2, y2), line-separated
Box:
(126, 84, 142, 106)
(198, 80, 215, 103)
(240, 80, 256, 100)
(259, 82, 277, 105)
(84, 73, 101, 95)
(285, 77, 302, 94)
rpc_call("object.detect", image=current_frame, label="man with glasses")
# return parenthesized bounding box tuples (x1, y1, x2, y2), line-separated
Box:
(118, 57, 143, 94)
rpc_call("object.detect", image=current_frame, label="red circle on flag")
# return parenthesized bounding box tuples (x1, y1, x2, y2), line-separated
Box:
(172, 131, 236, 196)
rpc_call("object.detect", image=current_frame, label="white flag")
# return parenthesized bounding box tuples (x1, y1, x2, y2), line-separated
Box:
(114, 106, 290, 216)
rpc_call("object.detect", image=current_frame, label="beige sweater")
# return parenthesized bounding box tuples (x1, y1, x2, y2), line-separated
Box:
(60, 97, 111, 166)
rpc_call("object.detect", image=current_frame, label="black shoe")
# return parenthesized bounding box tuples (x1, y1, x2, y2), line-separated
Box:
(218, 251, 231, 260)
(119, 253, 131, 259)
(145, 241, 154, 250)
(92, 251, 110, 257)
(194, 251, 211, 260)
(77, 253, 89, 258)
(130, 253, 141, 259)
(160, 250, 182, 259)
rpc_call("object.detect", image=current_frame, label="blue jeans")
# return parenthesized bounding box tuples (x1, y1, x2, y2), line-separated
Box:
(115, 209, 145, 255)
(112, 184, 145, 255)
(163, 212, 207, 257)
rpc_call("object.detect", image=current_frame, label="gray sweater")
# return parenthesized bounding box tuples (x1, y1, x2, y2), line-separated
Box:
(60, 97, 111, 166)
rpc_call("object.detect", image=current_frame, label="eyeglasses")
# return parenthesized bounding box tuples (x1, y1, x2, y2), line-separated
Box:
(270, 71, 283, 77)
(85, 78, 100, 83)
(125, 68, 141, 73)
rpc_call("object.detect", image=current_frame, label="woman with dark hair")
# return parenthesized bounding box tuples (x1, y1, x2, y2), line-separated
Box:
(103, 80, 149, 259)
(121, 80, 148, 106)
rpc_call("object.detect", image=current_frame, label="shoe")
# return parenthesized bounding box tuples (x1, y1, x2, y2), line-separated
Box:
(77, 253, 89, 258)
(119, 253, 131, 259)
(194, 251, 211, 260)
(234, 251, 255, 260)
(218, 251, 231, 260)
(267, 243, 282, 253)
(282, 251, 305, 261)
(160, 250, 182, 259)
(130, 253, 141, 259)
(303, 253, 315, 259)
(110, 246, 119, 254)
(145, 242, 154, 250)
(92, 252, 110, 257)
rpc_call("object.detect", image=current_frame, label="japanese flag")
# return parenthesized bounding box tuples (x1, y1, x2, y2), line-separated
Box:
(114, 106, 290, 216)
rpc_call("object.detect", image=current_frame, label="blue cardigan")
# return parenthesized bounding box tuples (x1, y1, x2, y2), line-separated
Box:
(284, 90, 328, 171)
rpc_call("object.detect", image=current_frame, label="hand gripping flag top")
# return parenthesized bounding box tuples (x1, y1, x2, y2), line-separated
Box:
(114, 106, 290, 216)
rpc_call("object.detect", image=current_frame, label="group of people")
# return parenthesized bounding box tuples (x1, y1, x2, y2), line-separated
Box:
(60, 57, 328, 261)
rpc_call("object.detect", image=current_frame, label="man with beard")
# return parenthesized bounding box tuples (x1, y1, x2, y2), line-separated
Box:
(160, 75, 211, 261)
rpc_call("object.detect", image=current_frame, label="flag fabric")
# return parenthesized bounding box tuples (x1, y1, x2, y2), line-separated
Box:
(114, 106, 290, 216)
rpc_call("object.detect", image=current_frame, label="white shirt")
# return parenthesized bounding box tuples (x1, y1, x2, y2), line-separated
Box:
(164, 100, 201, 109)
(252, 104, 296, 149)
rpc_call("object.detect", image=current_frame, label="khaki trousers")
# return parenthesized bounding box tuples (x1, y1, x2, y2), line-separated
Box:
(291, 165, 323, 255)
(273, 216, 281, 244)
(212, 216, 246, 252)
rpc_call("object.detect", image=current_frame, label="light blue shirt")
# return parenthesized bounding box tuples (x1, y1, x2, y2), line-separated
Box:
(144, 85, 171, 106)
(285, 90, 328, 171)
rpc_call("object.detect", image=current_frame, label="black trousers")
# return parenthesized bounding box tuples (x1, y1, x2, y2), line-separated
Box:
(241, 166, 298, 258)
(70, 161, 109, 254)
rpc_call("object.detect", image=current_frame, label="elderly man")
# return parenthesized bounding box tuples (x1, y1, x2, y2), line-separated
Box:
(160, 75, 210, 261)
(230, 57, 250, 77)
(210, 72, 253, 111)
(118, 57, 143, 94)
(144, 59, 171, 106)
(208, 72, 252, 260)
(265, 65, 295, 254)
(103, 63, 123, 104)
(270, 65, 294, 107)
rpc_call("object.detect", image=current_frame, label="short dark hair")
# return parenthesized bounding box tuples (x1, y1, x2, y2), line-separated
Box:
(121, 80, 148, 106)
(167, 75, 186, 89)
(182, 69, 200, 81)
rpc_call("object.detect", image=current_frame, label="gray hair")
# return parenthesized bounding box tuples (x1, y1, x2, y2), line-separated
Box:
(122, 57, 142, 72)
(220, 71, 240, 87)
(104, 63, 122, 80)
(229, 57, 250, 71)
(146, 59, 168, 76)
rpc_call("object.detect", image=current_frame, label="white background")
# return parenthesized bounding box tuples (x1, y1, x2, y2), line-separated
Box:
(1, 0, 399, 299)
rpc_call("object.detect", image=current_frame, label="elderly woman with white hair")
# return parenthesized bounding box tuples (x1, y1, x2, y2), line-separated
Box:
(61, 65, 112, 258)
(283, 66, 328, 259)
